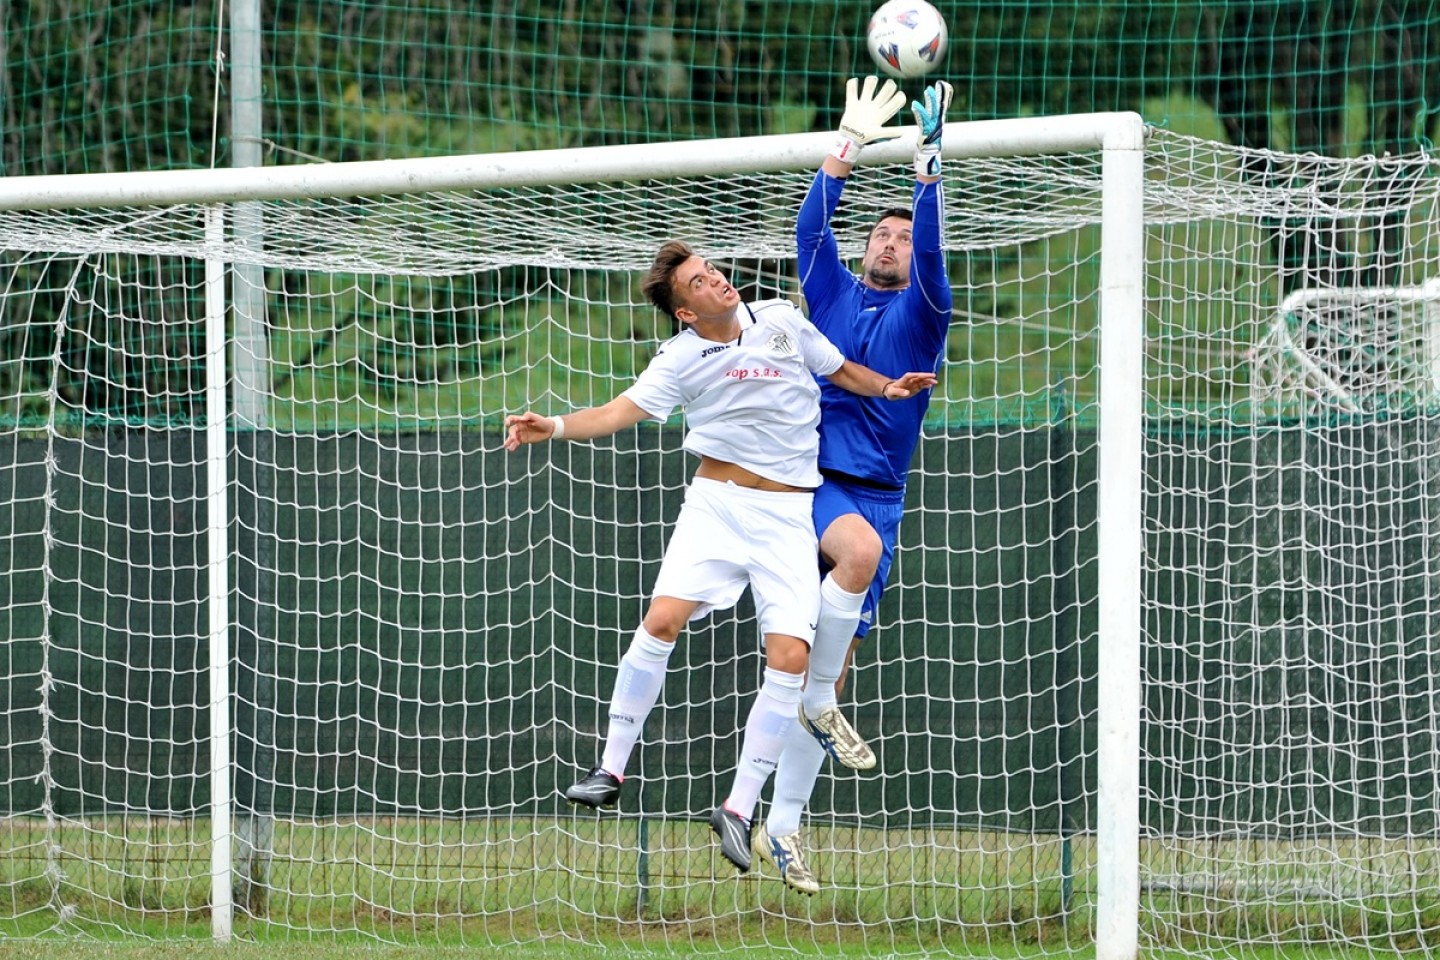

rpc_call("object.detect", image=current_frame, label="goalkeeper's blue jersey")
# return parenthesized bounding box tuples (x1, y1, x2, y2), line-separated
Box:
(796, 169, 952, 490)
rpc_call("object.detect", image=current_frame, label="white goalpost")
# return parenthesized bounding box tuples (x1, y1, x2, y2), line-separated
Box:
(3, 116, 1440, 960)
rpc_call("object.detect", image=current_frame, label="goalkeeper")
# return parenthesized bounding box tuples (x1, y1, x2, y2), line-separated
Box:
(504, 240, 936, 875)
(752, 76, 956, 895)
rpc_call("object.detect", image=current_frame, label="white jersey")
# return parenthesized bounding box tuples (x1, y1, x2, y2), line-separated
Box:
(622, 299, 845, 487)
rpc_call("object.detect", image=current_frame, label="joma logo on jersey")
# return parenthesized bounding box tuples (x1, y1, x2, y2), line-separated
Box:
(700, 343, 731, 358)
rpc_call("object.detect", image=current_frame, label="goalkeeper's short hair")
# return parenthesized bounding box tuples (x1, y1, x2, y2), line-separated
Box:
(867, 207, 913, 241)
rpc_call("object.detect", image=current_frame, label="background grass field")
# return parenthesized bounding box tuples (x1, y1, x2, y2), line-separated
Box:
(0, 935, 1408, 959)
(6, 815, 1440, 956)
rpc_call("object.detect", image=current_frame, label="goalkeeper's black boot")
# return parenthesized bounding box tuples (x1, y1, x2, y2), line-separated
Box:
(563, 767, 622, 809)
(709, 805, 754, 873)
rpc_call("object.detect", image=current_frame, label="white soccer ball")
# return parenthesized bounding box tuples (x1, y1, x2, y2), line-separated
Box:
(866, 0, 949, 80)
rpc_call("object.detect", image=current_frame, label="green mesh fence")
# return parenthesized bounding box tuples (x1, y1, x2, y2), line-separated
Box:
(4, 1, 1438, 177)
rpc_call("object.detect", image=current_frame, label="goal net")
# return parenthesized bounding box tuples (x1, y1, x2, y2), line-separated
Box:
(2, 126, 1440, 959)
(1250, 279, 1440, 414)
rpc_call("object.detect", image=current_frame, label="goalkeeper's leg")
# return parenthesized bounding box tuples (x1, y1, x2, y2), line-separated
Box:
(797, 573, 875, 768)
(766, 512, 885, 837)
(767, 590, 867, 834)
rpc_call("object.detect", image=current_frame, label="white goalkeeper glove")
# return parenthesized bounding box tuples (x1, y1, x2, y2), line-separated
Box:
(912, 80, 954, 178)
(832, 76, 908, 164)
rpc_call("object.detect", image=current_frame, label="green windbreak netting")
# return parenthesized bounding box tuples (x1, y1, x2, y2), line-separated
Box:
(4, 1, 1438, 176)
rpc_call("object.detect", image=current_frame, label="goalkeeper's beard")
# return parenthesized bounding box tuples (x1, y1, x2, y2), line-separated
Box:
(865, 262, 907, 290)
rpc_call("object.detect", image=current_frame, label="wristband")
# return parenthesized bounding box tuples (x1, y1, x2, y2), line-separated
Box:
(831, 134, 863, 164)
(881, 380, 896, 400)
(549, 415, 566, 439)
(914, 144, 941, 178)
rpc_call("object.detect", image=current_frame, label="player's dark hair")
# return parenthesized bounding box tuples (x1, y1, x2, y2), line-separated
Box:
(642, 240, 697, 320)
(868, 207, 913, 242)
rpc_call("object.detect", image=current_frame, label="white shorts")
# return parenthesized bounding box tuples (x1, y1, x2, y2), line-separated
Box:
(651, 477, 819, 643)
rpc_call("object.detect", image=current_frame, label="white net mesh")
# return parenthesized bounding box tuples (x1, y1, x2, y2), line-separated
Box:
(1, 130, 1440, 956)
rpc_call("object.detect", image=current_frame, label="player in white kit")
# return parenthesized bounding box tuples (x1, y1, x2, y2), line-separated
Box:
(504, 240, 936, 874)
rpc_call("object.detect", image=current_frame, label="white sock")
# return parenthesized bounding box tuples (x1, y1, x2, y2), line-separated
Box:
(766, 721, 828, 837)
(599, 626, 674, 778)
(724, 667, 805, 822)
(803, 573, 865, 716)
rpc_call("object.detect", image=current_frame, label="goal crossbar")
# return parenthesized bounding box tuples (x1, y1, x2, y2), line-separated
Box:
(0, 113, 1144, 211)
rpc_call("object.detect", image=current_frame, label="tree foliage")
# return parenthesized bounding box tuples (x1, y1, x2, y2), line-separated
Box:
(4, 1, 1435, 175)
(1, 1, 1438, 425)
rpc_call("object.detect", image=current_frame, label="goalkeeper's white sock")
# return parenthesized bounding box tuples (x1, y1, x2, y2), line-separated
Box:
(599, 626, 675, 778)
(802, 573, 866, 716)
(766, 721, 828, 837)
(724, 667, 805, 821)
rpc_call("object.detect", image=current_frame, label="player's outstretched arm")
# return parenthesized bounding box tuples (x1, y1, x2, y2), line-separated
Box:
(504, 396, 649, 451)
(912, 80, 953, 183)
(825, 360, 937, 400)
(823, 76, 908, 178)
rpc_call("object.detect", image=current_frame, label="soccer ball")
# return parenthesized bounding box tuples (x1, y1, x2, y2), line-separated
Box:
(866, 0, 948, 80)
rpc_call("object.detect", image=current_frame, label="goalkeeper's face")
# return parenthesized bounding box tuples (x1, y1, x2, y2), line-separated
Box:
(861, 217, 913, 291)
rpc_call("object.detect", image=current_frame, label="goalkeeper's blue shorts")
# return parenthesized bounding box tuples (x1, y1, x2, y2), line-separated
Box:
(812, 473, 906, 641)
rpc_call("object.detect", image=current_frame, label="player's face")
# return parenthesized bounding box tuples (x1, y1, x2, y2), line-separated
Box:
(671, 255, 740, 322)
(861, 217, 913, 291)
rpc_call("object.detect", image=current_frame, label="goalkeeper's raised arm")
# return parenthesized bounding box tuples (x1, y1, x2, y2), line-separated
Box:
(800, 76, 953, 324)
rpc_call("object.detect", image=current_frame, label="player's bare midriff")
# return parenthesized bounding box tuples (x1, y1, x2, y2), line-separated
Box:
(694, 455, 814, 493)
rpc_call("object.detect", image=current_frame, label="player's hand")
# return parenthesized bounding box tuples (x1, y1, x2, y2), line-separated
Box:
(503, 411, 557, 451)
(882, 371, 939, 400)
(912, 80, 953, 144)
(911, 80, 954, 178)
(832, 76, 908, 163)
